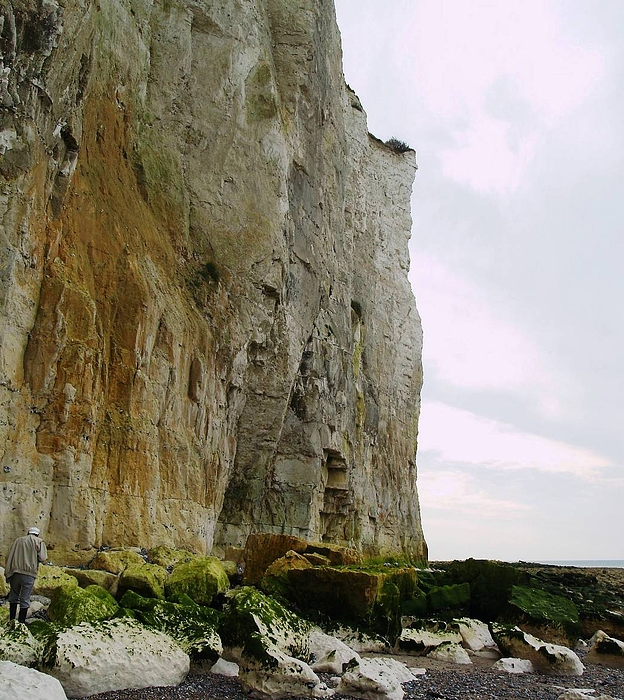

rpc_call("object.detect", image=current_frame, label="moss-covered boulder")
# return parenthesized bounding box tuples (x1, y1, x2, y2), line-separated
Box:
(261, 550, 313, 600)
(90, 549, 146, 575)
(434, 559, 530, 621)
(507, 585, 580, 642)
(286, 565, 415, 641)
(401, 589, 428, 617)
(147, 545, 198, 570)
(220, 586, 311, 665)
(118, 562, 167, 600)
(428, 583, 471, 613)
(62, 567, 118, 593)
(166, 556, 229, 605)
(0, 620, 45, 667)
(48, 584, 119, 626)
(120, 590, 222, 660)
(34, 566, 79, 597)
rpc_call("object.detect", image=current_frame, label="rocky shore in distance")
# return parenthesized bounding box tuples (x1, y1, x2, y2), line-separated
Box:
(2, 541, 624, 700)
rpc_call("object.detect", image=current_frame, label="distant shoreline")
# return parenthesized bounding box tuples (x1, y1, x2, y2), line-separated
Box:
(431, 559, 624, 569)
(535, 560, 624, 568)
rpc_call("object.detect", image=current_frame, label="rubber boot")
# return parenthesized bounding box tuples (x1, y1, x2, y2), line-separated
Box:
(18, 607, 28, 624)
(9, 603, 17, 620)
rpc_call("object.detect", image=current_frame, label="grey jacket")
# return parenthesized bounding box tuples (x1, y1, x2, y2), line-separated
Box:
(5, 534, 48, 579)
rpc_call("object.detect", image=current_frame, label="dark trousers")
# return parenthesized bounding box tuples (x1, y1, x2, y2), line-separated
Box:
(8, 572, 35, 609)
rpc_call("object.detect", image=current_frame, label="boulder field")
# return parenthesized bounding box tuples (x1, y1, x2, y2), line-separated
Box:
(1, 537, 623, 698)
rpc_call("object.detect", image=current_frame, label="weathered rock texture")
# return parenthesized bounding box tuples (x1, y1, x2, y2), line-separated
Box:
(0, 0, 426, 564)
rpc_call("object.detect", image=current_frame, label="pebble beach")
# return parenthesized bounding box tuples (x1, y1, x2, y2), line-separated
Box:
(89, 655, 624, 700)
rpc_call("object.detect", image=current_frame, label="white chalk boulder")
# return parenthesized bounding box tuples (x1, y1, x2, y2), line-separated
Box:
(309, 628, 361, 674)
(491, 624, 584, 676)
(210, 657, 240, 677)
(455, 618, 497, 652)
(239, 646, 332, 698)
(426, 641, 472, 665)
(397, 627, 461, 655)
(47, 618, 189, 697)
(492, 657, 535, 674)
(337, 657, 423, 700)
(587, 630, 624, 669)
(557, 690, 622, 700)
(0, 661, 67, 700)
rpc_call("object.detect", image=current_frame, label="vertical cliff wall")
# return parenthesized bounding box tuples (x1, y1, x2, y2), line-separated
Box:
(0, 0, 426, 564)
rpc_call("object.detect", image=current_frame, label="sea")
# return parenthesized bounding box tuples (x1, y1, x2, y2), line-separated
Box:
(535, 560, 624, 568)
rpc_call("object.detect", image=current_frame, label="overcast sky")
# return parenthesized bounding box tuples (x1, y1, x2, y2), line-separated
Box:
(334, 0, 624, 562)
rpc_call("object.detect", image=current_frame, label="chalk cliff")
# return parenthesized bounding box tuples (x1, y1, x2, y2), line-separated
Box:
(0, 0, 426, 564)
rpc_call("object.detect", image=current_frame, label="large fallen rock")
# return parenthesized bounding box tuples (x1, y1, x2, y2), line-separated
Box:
(243, 533, 308, 585)
(490, 623, 584, 676)
(118, 562, 168, 599)
(90, 549, 146, 575)
(586, 630, 624, 669)
(508, 585, 581, 644)
(46, 618, 189, 697)
(165, 556, 229, 605)
(0, 620, 45, 667)
(426, 641, 471, 665)
(455, 618, 497, 652)
(337, 657, 421, 700)
(397, 622, 462, 655)
(0, 660, 67, 700)
(242, 533, 362, 586)
(493, 657, 535, 674)
(147, 546, 197, 570)
(34, 567, 79, 598)
(48, 584, 119, 626)
(221, 587, 330, 698)
(286, 565, 416, 640)
(120, 590, 222, 660)
(61, 568, 118, 593)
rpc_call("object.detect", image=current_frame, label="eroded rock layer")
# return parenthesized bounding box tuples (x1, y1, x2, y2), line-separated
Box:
(0, 0, 426, 564)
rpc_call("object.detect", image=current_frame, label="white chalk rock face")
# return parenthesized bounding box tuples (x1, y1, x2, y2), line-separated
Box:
(492, 658, 535, 674)
(47, 619, 189, 698)
(426, 642, 472, 665)
(0, 661, 67, 700)
(337, 657, 422, 700)
(490, 624, 584, 676)
(456, 618, 497, 652)
(309, 628, 361, 674)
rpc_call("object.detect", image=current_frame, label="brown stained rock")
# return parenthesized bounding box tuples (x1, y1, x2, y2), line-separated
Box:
(306, 542, 362, 566)
(243, 534, 308, 585)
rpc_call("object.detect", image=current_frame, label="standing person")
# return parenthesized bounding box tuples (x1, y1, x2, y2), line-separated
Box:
(5, 526, 48, 623)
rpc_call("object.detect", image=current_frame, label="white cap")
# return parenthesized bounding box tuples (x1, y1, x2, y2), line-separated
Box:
(27, 527, 40, 536)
